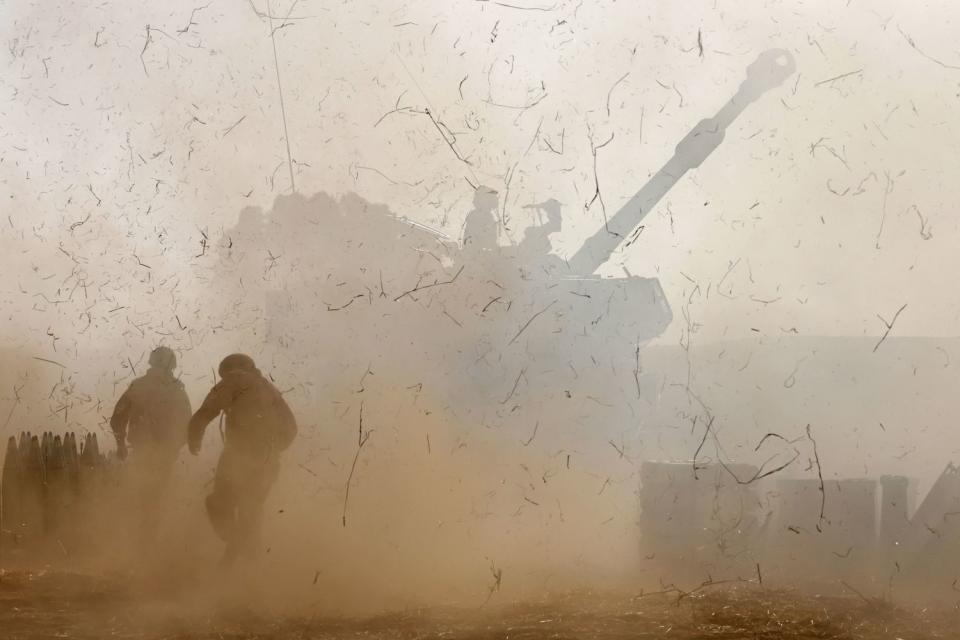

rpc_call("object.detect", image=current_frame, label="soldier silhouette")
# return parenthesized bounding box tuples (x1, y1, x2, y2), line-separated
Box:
(110, 346, 192, 547)
(188, 353, 297, 567)
(518, 198, 564, 277)
(461, 186, 500, 254)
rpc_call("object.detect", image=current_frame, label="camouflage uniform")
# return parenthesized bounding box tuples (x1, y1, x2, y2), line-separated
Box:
(188, 354, 297, 565)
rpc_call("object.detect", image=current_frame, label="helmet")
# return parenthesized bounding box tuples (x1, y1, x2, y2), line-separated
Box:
(148, 346, 177, 371)
(218, 353, 256, 377)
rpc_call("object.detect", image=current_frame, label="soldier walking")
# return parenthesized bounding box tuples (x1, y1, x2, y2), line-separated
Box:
(110, 346, 192, 548)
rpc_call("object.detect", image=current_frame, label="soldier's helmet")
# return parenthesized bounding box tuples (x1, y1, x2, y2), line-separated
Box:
(218, 353, 256, 377)
(472, 186, 499, 212)
(148, 346, 177, 371)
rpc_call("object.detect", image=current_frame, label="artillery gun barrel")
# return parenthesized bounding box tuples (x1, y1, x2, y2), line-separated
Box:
(568, 49, 796, 275)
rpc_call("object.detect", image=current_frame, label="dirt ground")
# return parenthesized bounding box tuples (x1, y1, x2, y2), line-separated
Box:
(1, 570, 959, 640)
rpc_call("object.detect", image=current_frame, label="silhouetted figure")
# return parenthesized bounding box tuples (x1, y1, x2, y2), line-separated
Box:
(518, 199, 564, 277)
(461, 186, 500, 254)
(188, 354, 297, 567)
(110, 346, 192, 547)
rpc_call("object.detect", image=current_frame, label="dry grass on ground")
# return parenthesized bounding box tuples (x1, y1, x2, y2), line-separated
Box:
(1, 570, 958, 639)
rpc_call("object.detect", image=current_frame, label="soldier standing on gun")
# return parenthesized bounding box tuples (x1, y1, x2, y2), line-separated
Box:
(110, 346, 192, 549)
(187, 354, 297, 568)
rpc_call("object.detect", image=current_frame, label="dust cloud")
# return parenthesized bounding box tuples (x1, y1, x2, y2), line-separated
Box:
(4, 0, 960, 635)
(4, 189, 960, 620)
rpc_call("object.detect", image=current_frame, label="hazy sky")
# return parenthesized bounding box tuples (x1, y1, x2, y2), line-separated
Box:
(2, 0, 959, 351)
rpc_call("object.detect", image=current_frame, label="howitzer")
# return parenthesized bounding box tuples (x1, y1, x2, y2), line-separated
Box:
(569, 49, 796, 274)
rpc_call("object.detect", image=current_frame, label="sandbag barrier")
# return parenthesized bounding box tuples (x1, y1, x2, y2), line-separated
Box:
(638, 461, 959, 587)
(0, 431, 119, 565)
